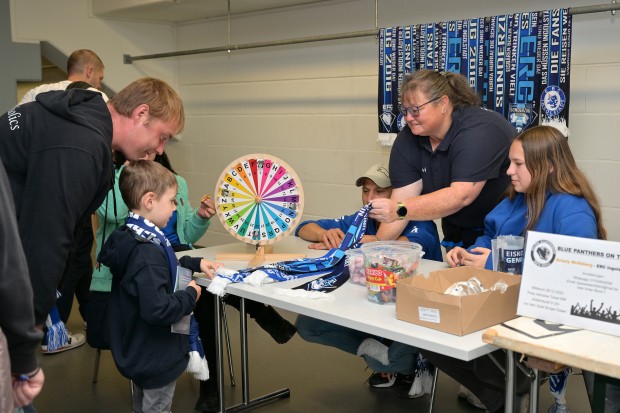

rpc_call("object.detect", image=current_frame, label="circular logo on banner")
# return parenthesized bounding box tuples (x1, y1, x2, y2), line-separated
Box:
(530, 239, 557, 267)
(397, 113, 407, 131)
(541, 86, 566, 118)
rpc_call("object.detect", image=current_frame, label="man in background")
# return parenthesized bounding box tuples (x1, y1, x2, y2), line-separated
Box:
(19, 49, 105, 105)
(0, 77, 184, 340)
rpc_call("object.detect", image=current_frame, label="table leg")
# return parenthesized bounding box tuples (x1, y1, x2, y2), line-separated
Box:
(529, 368, 539, 413)
(505, 350, 515, 413)
(591, 373, 620, 413)
(592, 373, 606, 413)
(427, 367, 438, 413)
(240, 297, 250, 403)
(223, 297, 290, 413)
(215, 296, 226, 413)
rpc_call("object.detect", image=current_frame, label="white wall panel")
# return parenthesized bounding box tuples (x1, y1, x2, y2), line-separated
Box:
(585, 65, 620, 113)
(12, 0, 619, 249)
(578, 161, 620, 208)
(174, 0, 620, 246)
(570, 114, 620, 161)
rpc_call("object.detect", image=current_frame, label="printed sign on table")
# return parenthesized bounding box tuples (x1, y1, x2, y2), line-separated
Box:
(518, 231, 620, 337)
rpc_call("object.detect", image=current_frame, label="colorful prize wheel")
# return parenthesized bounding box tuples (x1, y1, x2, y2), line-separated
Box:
(214, 154, 304, 246)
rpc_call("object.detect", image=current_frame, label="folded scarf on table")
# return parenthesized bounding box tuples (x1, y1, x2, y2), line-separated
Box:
(208, 204, 371, 296)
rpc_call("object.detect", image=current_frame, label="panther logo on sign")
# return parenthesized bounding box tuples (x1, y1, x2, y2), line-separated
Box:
(530, 239, 556, 267)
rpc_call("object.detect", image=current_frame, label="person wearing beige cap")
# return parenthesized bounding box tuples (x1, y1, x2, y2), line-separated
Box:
(294, 163, 442, 396)
(296, 163, 442, 253)
(355, 163, 391, 188)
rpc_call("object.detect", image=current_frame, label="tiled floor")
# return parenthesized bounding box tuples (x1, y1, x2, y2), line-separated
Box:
(33, 305, 592, 412)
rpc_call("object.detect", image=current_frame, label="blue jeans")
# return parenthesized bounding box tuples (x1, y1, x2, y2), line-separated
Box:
(295, 315, 417, 374)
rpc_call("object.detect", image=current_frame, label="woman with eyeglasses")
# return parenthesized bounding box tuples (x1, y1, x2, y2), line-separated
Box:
(370, 69, 515, 250)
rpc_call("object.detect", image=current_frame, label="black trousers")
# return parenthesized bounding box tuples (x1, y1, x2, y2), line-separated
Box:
(424, 348, 531, 413)
(57, 216, 94, 323)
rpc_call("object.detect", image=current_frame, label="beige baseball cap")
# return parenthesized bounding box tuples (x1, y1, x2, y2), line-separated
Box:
(355, 164, 391, 188)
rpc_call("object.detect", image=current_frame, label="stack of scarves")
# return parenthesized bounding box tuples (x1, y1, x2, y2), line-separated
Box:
(208, 204, 371, 296)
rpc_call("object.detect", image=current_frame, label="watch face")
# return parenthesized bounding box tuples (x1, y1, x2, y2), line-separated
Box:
(397, 204, 407, 218)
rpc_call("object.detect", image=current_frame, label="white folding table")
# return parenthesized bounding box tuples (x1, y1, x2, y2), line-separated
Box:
(185, 237, 498, 412)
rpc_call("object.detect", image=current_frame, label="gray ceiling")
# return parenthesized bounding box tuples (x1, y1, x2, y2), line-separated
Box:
(92, 0, 335, 23)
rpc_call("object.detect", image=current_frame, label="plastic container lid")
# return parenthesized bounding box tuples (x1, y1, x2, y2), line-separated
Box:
(345, 248, 366, 286)
(361, 241, 424, 304)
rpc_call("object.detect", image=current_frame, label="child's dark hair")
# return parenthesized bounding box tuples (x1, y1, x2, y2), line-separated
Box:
(119, 160, 177, 210)
(154, 152, 177, 175)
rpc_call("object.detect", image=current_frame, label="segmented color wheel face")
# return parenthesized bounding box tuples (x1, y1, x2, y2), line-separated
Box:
(215, 154, 304, 245)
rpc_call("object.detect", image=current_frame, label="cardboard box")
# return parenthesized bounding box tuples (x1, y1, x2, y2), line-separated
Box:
(396, 266, 521, 336)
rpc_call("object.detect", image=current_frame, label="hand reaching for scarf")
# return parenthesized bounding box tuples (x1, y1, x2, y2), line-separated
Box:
(200, 259, 223, 279)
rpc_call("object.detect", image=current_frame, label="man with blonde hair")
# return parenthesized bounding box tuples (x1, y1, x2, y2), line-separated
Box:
(0, 77, 184, 334)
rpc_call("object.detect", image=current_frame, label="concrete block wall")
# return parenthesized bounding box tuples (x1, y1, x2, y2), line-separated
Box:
(170, 0, 620, 246)
(9, 0, 620, 247)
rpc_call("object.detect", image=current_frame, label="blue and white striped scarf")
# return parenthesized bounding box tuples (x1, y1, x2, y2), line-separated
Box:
(208, 204, 371, 295)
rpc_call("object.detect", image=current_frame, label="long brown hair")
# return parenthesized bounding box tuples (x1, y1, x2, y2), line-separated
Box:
(400, 69, 481, 107)
(507, 126, 606, 239)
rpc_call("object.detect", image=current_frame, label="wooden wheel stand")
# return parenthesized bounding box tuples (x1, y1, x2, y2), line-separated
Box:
(215, 245, 306, 267)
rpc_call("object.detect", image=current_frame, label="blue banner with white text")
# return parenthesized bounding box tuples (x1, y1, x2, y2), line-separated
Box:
(377, 9, 572, 139)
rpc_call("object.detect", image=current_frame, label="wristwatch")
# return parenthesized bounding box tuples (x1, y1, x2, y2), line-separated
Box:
(396, 201, 408, 220)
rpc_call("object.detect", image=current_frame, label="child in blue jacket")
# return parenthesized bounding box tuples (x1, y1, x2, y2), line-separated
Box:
(99, 160, 221, 413)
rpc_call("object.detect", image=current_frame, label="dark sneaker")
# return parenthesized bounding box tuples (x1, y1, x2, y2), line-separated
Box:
(196, 380, 220, 412)
(368, 372, 398, 388)
(194, 395, 219, 413)
(395, 374, 417, 398)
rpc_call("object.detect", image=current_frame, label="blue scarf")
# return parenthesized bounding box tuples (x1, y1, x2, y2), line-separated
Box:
(126, 212, 209, 380)
(208, 204, 370, 295)
(43, 291, 69, 353)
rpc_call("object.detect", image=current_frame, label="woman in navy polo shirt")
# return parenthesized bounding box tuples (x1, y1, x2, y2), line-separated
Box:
(370, 70, 515, 250)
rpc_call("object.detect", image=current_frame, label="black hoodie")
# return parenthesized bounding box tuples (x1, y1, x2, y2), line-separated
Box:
(99, 226, 201, 389)
(0, 89, 113, 324)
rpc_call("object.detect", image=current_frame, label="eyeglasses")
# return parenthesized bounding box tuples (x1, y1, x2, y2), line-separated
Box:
(399, 96, 442, 117)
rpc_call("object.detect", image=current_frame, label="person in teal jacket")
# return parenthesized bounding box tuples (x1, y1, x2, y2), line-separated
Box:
(427, 125, 607, 413)
(90, 152, 212, 292)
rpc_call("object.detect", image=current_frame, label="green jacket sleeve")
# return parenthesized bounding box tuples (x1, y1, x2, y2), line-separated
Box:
(175, 175, 211, 246)
(91, 166, 128, 292)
